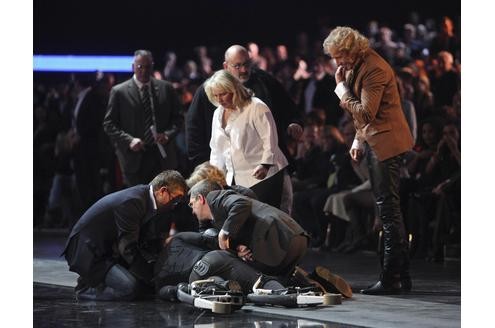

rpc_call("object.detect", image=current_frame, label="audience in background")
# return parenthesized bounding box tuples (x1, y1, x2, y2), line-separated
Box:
(34, 12, 461, 264)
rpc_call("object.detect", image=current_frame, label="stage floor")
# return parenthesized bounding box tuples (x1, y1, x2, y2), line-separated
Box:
(34, 230, 460, 328)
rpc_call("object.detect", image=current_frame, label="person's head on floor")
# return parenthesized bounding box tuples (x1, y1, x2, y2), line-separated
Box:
(186, 162, 227, 189)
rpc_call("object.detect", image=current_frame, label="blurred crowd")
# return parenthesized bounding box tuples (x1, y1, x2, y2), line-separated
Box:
(34, 13, 460, 262)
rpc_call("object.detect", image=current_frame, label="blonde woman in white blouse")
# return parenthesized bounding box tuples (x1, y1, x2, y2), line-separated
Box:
(204, 70, 293, 213)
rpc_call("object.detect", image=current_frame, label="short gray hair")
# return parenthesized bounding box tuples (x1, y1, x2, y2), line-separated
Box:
(134, 49, 153, 60)
(189, 179, 222, 199)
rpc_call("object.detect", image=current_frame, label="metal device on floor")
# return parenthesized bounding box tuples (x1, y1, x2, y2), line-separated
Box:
(176, 278, 245, 314)
(246, 276, 341, 307)
(176, 277, 341, 313)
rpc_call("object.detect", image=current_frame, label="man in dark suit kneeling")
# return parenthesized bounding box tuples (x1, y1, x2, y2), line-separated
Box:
(63, 170, 188, 301)
(187, 180, 309, 284)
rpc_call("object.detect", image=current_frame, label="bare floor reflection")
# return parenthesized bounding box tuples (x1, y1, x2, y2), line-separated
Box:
(34, 283, 360, 328)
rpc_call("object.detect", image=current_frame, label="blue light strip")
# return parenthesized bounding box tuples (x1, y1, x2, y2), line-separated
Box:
(33, 55, 134, 72)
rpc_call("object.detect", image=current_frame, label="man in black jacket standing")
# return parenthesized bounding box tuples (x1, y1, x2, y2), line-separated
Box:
(185, 45, 303, 168)
(62, 170, 188, 301)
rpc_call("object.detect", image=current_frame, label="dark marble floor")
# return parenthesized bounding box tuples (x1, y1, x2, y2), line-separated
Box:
(34, 283, 360, 328)
(33, 230, 460, 327)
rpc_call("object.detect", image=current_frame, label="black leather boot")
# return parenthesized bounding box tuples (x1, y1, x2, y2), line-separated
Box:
(360, 279, 402, 295)
(400, 248, 412, 292)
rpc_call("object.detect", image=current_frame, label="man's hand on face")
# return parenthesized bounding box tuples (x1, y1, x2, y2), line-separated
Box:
(335, 65, 346, 84)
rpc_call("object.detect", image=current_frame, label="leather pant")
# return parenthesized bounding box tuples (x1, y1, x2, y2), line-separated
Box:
(366, 143, 409, 282)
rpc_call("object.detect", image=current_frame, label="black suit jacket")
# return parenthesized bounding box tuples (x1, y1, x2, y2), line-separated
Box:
(185, 68, 301, 167)
(103, 78, 183, 174)
(206, 190, 306, 267)
(63, 185, 162, 285)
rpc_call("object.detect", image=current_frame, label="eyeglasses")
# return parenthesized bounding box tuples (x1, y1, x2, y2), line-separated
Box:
(164, 187, 184, 206)
(135, 63, 154, 70)
(171, 195, 183, 207)
(228, 61, 251, 70)
(188, 195, 199, 208)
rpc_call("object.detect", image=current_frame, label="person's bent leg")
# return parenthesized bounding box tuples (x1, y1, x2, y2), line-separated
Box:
(189, 250, 262, 294)
(77, 264, 139, 301)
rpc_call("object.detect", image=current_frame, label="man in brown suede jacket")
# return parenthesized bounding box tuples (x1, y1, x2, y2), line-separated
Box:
(323, 26, 414, 295)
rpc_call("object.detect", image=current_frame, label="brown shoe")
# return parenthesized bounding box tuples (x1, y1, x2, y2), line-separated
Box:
(290, 266, 327, 293)
(311, 266, 353, 298)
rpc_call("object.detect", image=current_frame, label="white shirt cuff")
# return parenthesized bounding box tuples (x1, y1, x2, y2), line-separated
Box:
(351, 138, 364, 151)
(220, 229, 229, 236)
(334, 82, 349, 100)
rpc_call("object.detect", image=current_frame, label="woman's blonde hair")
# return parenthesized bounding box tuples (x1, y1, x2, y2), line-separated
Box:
(204, 69, 253, 108)
(186, 162, 227, 188)
(323, 26, 369, 59)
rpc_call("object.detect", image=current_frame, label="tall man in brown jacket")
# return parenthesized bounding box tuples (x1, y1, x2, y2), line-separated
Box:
(323, 26, 414, 295)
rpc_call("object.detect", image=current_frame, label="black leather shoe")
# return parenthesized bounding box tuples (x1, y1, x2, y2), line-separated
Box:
(158, 285, 179, 302)
(75, 287, 99, 300)
(360, 280, 401, 295)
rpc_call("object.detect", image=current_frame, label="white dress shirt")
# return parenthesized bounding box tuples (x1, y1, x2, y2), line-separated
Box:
(209, 97, 288, 188)
(334, 81, 364, 152)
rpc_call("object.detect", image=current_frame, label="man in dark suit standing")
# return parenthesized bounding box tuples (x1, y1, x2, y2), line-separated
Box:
(103, 50, 183, 186)
(63, 170, 188, 301)
(187, 179, 309, 289)
(323, 26, 414, 295)
(185, 45, 303, 169)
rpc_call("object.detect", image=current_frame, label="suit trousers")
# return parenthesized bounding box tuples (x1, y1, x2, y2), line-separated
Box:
(250, 234, 308, 277)
(365, 143, 409, 281)
(77, 264, 139, 301)
(189, 234, 308, 293)
(124, 146, 164, 186)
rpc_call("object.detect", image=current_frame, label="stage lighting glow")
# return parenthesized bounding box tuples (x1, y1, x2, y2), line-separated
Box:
(33, 55, 134, 72)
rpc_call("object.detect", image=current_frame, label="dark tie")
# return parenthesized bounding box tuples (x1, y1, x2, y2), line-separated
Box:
(141, 85, 154, 145)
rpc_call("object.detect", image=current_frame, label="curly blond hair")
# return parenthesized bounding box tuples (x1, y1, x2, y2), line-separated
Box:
(186, 162, 227, 188)
(323, 26, 369, 59)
